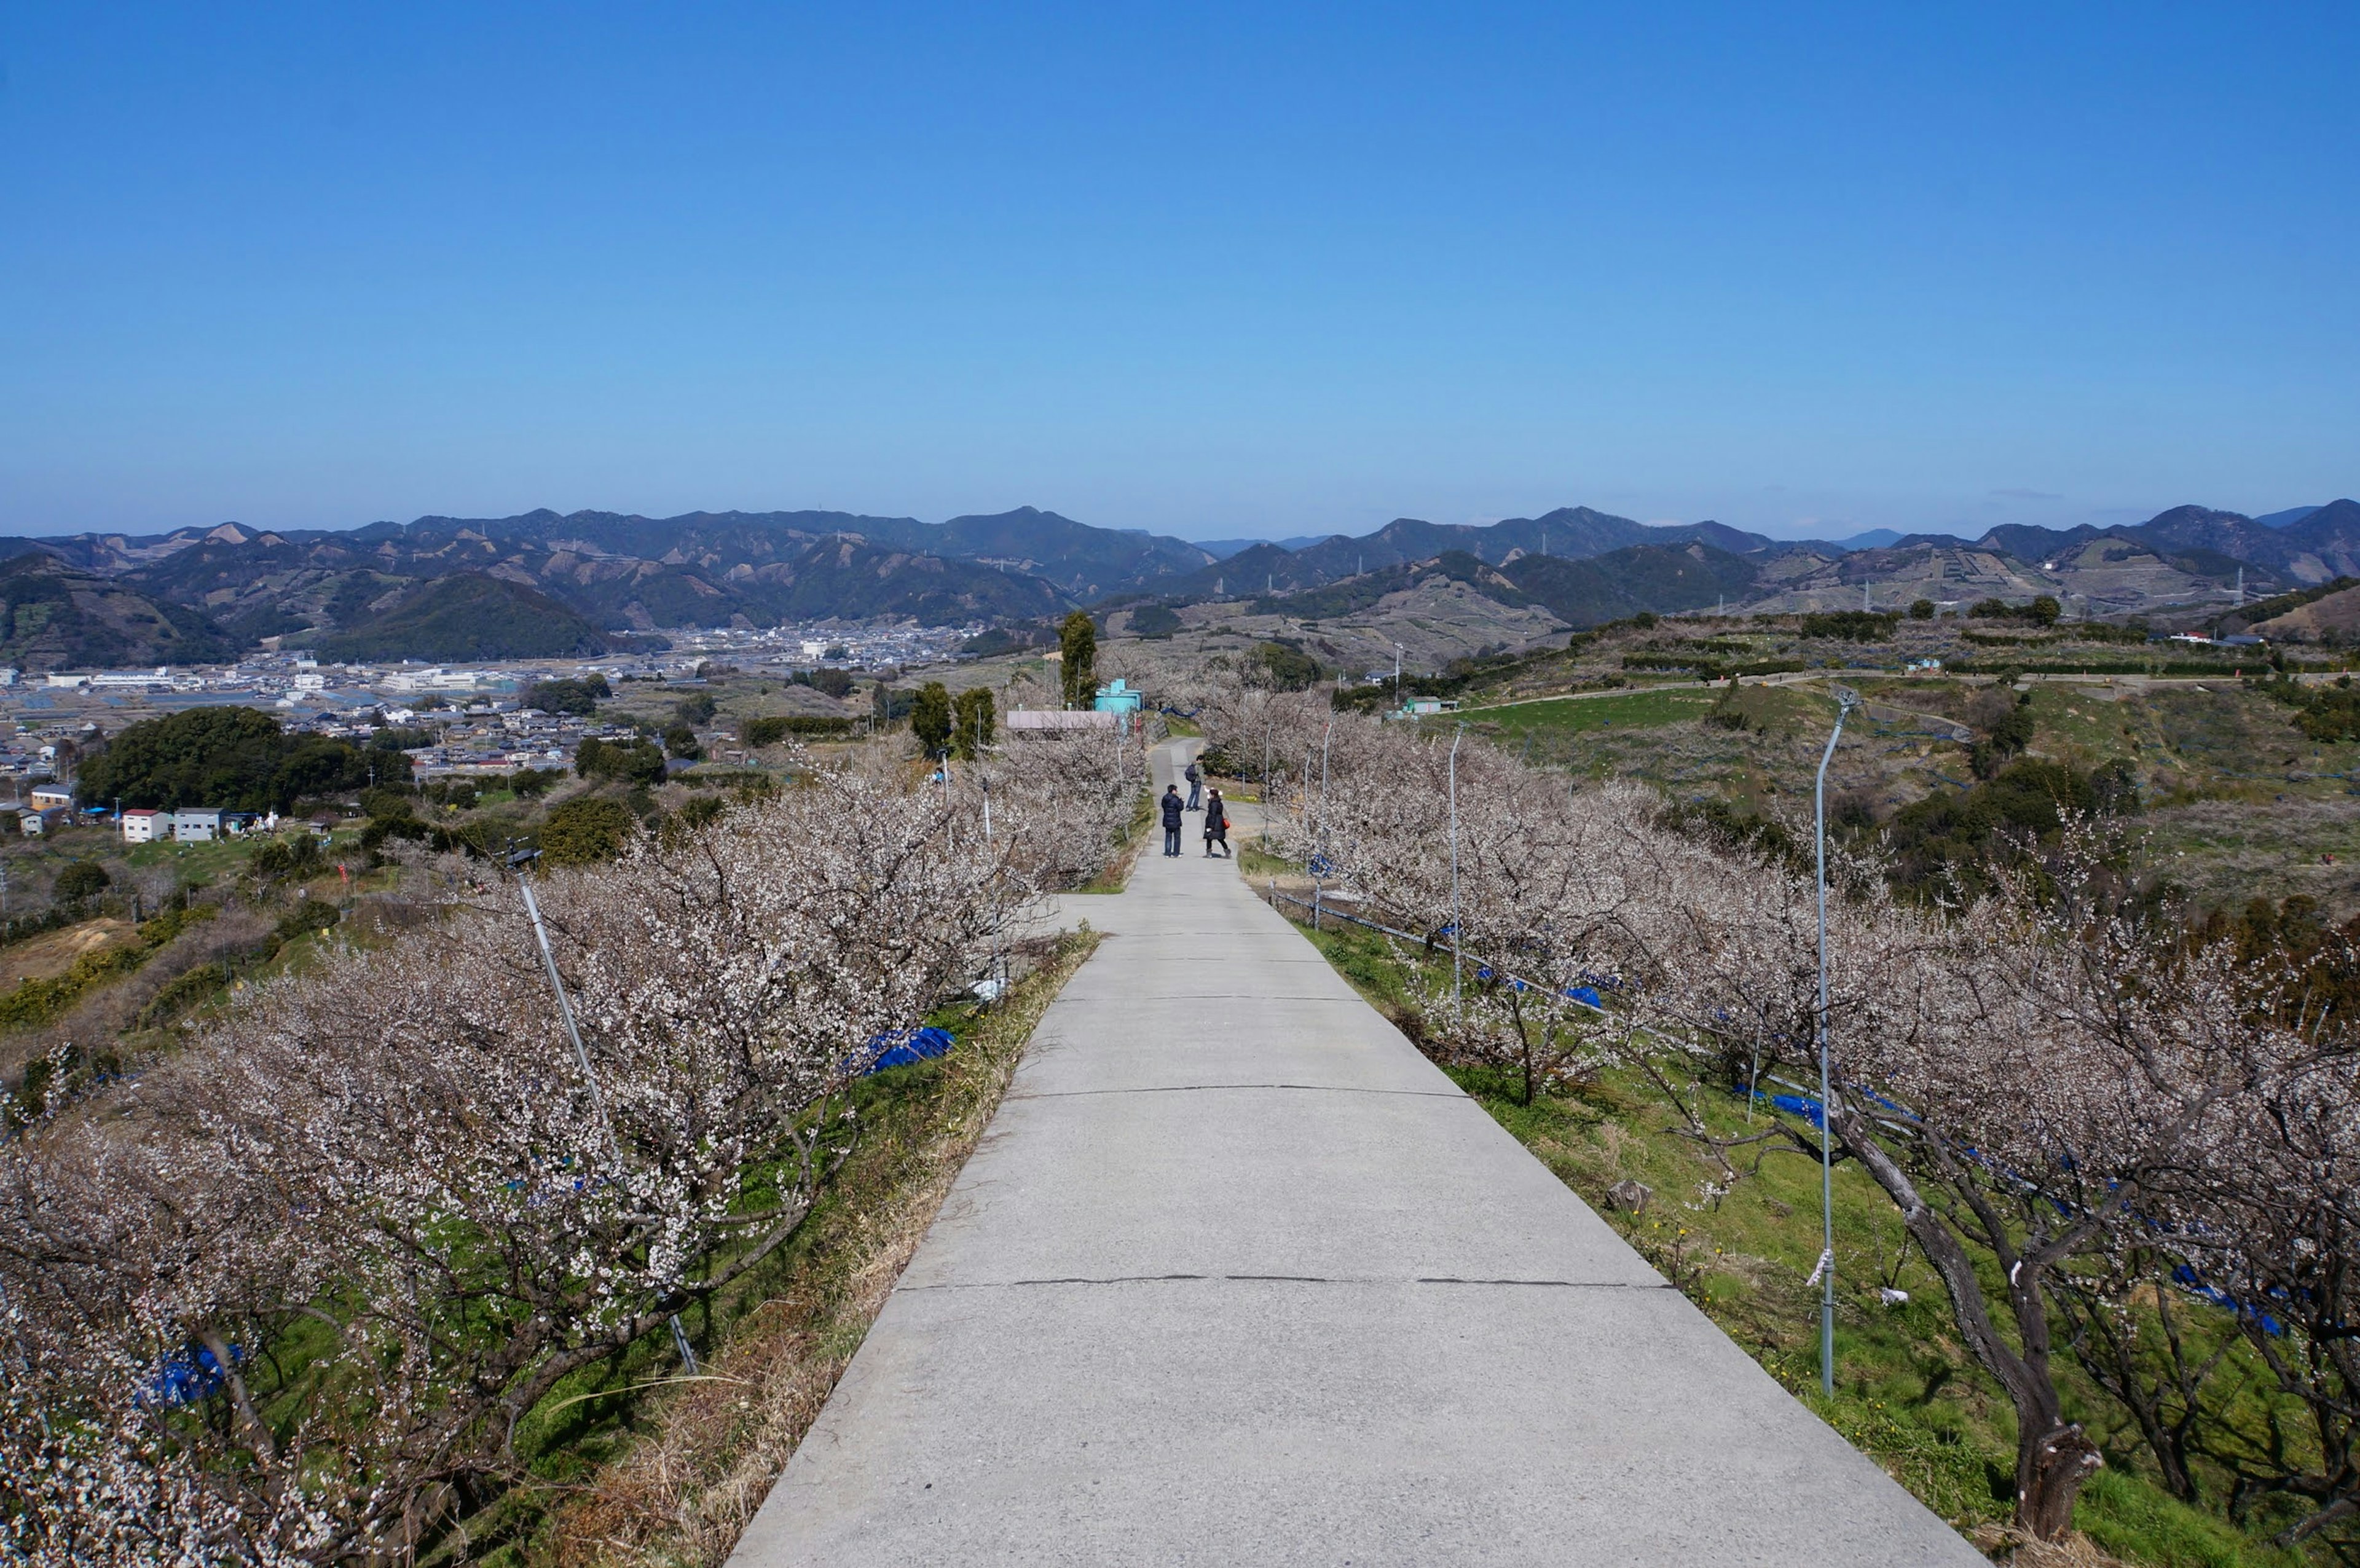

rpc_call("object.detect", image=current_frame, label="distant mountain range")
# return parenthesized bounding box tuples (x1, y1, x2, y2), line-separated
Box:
(0, 494, 2348, 667)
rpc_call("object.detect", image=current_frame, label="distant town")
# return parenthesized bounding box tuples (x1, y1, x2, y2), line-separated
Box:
(0, 619, 978, 832)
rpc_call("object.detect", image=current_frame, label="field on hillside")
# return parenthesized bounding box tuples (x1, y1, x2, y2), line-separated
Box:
(1437, 673, 2360, 918)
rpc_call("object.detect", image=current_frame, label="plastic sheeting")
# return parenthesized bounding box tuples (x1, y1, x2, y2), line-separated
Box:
(858, 1025, 957, 1076)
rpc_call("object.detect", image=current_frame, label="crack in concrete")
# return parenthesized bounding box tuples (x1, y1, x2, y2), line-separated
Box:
(907, 1273, 1668, 1292)
(1005, 1082, 1466, 1102)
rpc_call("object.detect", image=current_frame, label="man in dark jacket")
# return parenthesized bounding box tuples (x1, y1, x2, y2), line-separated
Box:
(1184, 758, 1203, 810)
(1160, 784, 1184, 857)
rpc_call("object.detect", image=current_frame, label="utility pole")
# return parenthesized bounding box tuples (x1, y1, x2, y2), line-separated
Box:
(1813, 686, 1861, 1398)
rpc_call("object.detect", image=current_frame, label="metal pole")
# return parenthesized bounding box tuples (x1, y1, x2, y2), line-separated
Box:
(1449, 724, 1464, 1008)
(1814, 687, 1858, 1398)
(516, 875, 619, 1169)
(516, 864, 700, 1374)
(1319, 720, 1332, 828)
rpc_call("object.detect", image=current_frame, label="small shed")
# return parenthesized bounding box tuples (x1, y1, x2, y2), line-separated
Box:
(1092, 678, 1144, 715)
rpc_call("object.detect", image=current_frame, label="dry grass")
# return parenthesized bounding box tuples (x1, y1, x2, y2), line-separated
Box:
(0, 917, 137, 991)
(547, 931, 1101, 1568)
(1971, 1524, 2139, 1567)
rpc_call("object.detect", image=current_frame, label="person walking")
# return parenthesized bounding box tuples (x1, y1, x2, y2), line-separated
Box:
(1184, 758, 1203, 810)
(1160, 783, 1185, 857)
(1202, 787, 1230, 858)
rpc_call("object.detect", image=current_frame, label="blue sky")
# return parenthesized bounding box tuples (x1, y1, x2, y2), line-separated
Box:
(2, 2, 2353, 543)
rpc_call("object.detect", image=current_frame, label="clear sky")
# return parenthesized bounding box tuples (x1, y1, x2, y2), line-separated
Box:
(2, 2, 2353, 544)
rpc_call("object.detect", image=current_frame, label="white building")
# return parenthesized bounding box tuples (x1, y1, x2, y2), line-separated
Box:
(120, 807, 165, 844)
(45, 673, 87, 690)
(170, 809, 224, 842)
(293, 671, 328, 692)
(17, 807, 64, 836)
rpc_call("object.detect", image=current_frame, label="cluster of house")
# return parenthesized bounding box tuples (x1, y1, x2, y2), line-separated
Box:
(10, 793, 293, 842)
(12, 785, 76, 836)
(116, 807, 281, 844)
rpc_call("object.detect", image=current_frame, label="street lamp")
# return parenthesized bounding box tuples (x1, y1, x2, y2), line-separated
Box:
(1449, 723, 1465, 1008)
(1814, 684, 1861, 1397)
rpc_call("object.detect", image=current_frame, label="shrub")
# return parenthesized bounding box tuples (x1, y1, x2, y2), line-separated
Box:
(51, 861, 110, 902)
(541, 796, 637, 866)
(575, 736, 667, 786)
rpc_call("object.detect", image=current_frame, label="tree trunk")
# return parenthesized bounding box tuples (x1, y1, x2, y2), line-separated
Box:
(2018, 1419, 2104, 1540)
(1829, 1102, 2102, 1540)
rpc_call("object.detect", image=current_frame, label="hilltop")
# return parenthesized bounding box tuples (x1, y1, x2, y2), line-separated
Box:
(0, 493, 2352, 667)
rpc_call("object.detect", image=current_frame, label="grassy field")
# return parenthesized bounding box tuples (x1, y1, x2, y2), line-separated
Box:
(1458, 686, 1723, 735)
(1278, 904, 2316, 1566)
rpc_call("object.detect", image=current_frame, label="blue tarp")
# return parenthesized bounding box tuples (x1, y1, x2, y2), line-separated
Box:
(858, 1025, 957, 1076)
(140, 1343, 240, 1408)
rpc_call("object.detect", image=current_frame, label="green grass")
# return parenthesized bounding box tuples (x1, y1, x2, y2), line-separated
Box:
(1279, 911, 2316, 1566)
(1458, 688, 1723, 735)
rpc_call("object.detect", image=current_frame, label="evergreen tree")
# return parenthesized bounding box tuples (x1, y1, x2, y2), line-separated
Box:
(1059, 611, 1097, 708)
(951, 687, 996, 759)
(911, 681, 953, 757)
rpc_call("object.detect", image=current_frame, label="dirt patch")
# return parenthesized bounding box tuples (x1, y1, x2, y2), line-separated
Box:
(0, 918, 136, 992)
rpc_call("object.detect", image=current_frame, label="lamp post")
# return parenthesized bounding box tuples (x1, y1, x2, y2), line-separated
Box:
(1449, 724, 1464, 1008)
(1814, 685, 1861, 1397)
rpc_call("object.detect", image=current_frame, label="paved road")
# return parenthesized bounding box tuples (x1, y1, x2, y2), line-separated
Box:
(730, 741, 1981, 1566)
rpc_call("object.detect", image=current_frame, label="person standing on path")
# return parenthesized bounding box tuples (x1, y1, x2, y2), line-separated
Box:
(1184, 758, 1203, 810)
(1160, 784, 1184, 857)
(1202, 788, 1229, 857)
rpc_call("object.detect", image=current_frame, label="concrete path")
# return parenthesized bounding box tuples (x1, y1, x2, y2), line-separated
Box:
(731, 742, 1981, 1566)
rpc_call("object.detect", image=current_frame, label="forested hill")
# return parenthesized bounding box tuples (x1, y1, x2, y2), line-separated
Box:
(1, 493, 2352, 664)
(0, 553, 235, 669)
